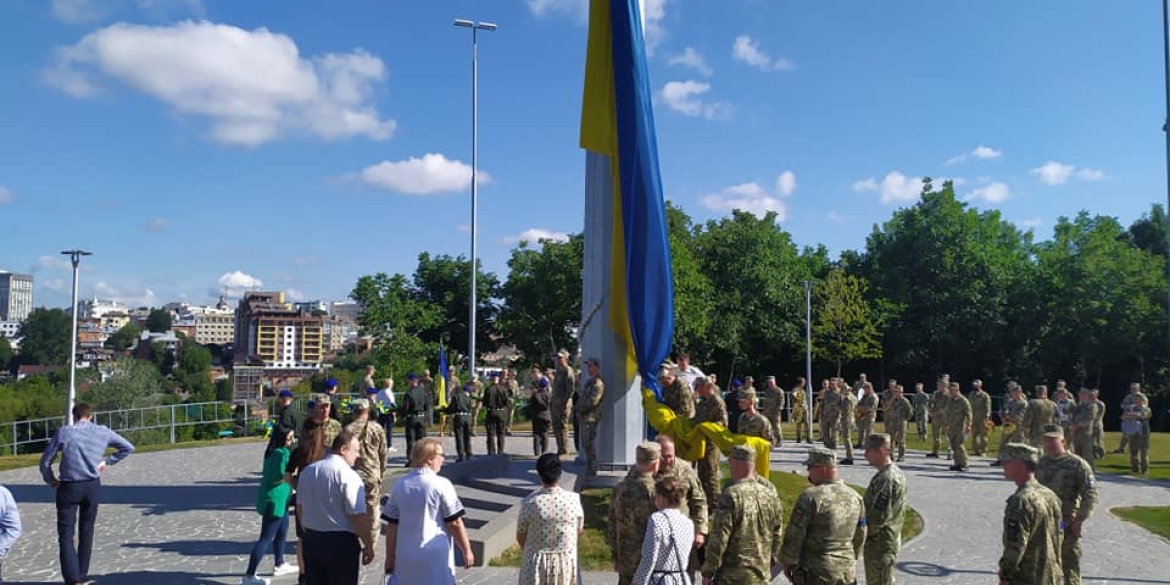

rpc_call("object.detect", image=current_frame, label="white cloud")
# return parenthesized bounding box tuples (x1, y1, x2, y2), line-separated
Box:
(525, 0, 667, 52)
(1029, 161, 1107, 186)
(503, 228, 571, 246)
(51, 0, 204, 24)
(358, 153, 491, 195)
(32, 255, 73, 272)
(144, 217, 169, 232)
(731, 35, 792, 71)
(659, 80, 731, 120)
(0, 187, 13, 205)
(216, 270, 263, 297)
(945, 145, 1003, 165)
(852, 171, 923, 204)
(965, 181, 1011, 204)
(526, 0, 588, 22)
(668, 47, 713, 77)
(44, 21, 396, 146)
(93, 281, 157, 308)
(285, 288, 307, 302)
(1017, 217, 1044, 229)
(700, 172, 797, 221)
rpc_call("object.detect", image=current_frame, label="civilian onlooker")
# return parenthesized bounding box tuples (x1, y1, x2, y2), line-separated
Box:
(38, 403, 135, 585)
(296, 431, 375, 585)
(632, 477, 694, 585)
(383, 437, 474, 584)
(241, 428, 298, 585)
(516, 454, 583, 585)
(0, 483, 21, 585)
(276, 390, 301, 437)
(374, 378, 397, 453)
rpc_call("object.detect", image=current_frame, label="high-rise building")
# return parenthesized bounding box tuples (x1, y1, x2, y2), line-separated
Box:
(234, 291, 324, 370)
(0, 272, 33, 322)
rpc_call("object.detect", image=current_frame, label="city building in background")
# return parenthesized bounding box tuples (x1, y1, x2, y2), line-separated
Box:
(0, 271, 34, 322)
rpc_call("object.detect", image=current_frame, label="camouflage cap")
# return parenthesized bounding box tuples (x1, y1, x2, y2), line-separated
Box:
(309, 393, 331, 404)
(803, 446, 837, 467)
(864, 433, 891, 450)
(1002, 443, 1039, 463)
(1041, 424, 1064, 438)
(765, 375, 776, 382)
(739, 387, 757, 401)
(729, 444, 756, 461)
(635, 441, 661, 464)
(557, 348, 570, 358)
(744, 375, 755, 382)
(351, 398, 371, 411)
(1078, 387, 1092, 395)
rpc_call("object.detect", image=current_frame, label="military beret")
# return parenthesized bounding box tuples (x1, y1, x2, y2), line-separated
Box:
(864, 433, 891, 450)
(324, 378, 339, 389)
(803, 446, 837, 467)
(1002, 443, 1039, 463)
(731, 379, 743, 388)
(636, 441, 661, 464)
(539, 378, 549, 388)
(407, 373, 419, 380)
(310, 393, 331, 404)
(351, 398, 371, 411)
(366, 386, 379, 394)
(1041, 424, 1064, 438)
(278, 389, 294, 399)
(729, 444, 756, 461)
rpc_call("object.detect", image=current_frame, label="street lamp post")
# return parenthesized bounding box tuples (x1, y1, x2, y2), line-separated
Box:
(1162, 0, 1170, 360)
(61, 249, 92, 424)
(803, 280, 814, 435)
(454, 18, 496, 378)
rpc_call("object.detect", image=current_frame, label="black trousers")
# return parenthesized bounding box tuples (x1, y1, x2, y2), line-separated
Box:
(303, 530, 360, 585)
(56, 478, 100, 584)
(485, 410, 507, 455)
(377, 413, 395, 446)
(532, 419, 550, 456)
(403, 415, 426, 461)
(452, 414, 473, 460)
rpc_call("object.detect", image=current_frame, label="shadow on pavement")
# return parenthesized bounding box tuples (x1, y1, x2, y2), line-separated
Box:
(92, 571, 234, 584)
(914, 472, 1005, 483)
(897, 561, 997, 578)
(123, 539, 293, 557)
(4, 483, 256, 515)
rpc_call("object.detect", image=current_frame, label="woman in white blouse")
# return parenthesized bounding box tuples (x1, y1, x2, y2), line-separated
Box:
(633, 477, 694, 585)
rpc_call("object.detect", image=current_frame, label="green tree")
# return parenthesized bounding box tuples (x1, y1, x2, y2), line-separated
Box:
(16, 308, 72, 366)
(174, 339, 214, 401)
(104, 322, 143, 351)
(146, 308, 172, 333)
(497, 234, 584, 364)
(351, 272, 443, 379)
(82, 358, 166, 410)
(665, 202, 715, 362)
(1127, 203, 1169, 260)
(812, 268, 882, 376)
(0, 335, 12, 373)
(411, 253, 502, 360)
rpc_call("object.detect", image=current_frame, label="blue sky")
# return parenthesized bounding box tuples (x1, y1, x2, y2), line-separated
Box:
(0, 0, 1165, 309)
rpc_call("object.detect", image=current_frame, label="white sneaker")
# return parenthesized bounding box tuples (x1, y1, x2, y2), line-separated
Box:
(272, 563, 298, 576)
(242, 576, 270, 585)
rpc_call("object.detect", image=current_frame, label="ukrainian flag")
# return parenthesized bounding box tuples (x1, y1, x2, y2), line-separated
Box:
(437, 344, 448, 409)
(580, 0, 770, 474)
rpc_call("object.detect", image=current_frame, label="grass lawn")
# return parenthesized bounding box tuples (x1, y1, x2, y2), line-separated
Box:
(490, 467, 923, 569)
(1111, 506, 1170, 540)
(0, 436, 264, 473)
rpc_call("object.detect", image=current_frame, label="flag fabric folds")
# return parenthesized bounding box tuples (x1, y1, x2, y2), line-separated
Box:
(438, 343, 448, 409)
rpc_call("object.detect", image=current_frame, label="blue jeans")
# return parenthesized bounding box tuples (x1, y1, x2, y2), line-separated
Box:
(56, 479, 100, 584)
(245, 512, 289, 576)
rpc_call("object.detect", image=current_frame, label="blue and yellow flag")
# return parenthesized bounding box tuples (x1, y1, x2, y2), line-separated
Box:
(437, 343, 448, 409)
(580, 0, 771, 475)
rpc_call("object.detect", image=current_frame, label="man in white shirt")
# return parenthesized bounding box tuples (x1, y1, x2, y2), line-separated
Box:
(676, 352, 705, 392)
(375, 378, 398, 453)
(296, 430, 375, 584)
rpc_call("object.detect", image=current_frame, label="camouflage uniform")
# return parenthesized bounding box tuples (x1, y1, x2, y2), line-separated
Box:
(911, 390, 929, 441)
(927, 389, 950, 456)
(551, 361, 577, 456)
(819, 390, 841, 449)
(1126, 405, 1152, 474)
(345, 415, 387, 548)
(1117, 391, 1147, 453)
(1070, 400, 1100, 467)
(999, 478, 1064, 585)
(692, 394, 728, 507)
(663, 377, 696, 420)
(856, 392, 878, 447)
(969, 389, 992, 456)
(838, 390, 857, 461)
(864, 463, 907, 585)
(608, 469, 657, 585)
(505, 376, 520, 433)
(792, 390, 810, 443)
(577, 375, 605, 476)
(702, 474, 783, 584)
(945, 393, 972, 469)
(1091, 396, 1106, 459)
(762, 385, 786, 446)
(655, 460, 708, 578)
(998, 393, 1029, 461)
(737, 412, 773, 444)
(780, 478, 866, 585)
(1022, 397, 1058, 447)
(1037, 450, 1097, 585)
(884, 395, 913, 461)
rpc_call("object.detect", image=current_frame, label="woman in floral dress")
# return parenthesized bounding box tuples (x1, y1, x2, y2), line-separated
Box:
(517, 454, 583, 585)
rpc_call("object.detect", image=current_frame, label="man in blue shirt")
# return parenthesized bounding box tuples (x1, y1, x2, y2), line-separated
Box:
(0, 484, 21, 585)
(39, 403, 135, 585)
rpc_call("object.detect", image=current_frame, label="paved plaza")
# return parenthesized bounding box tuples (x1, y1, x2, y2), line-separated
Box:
(0, 431, 1167, 584)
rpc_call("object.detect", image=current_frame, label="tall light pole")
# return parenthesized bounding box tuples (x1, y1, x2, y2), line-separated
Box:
(1162, 0, 1170, 360)
(454, 18, 496, 378)
(61, 249, 92, 424)
(803, 280, 814, 435)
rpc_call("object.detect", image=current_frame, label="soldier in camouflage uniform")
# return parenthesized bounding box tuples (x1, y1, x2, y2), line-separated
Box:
(551, 350, 577, 456)
(736, 388, 773, 446)
(701, 444, 783, 585)
(577, 358, 606, 476)
(1070, 389, 1100, 468)
(1037, 425, 1097, 585)
(504, 368, 520, 435)
(781, 447, 866, 585)
(344, 398, 387, 550)
(662, 366, 697, 420)
(608, 442, 660, 585)
(1022, 385, 1058, 448)
(856, 383, 879, 448)
(884, 385, 914, 462)
(837, 382, 857, 465)
(818, 379, 839, 448)
(994, 382, 1029, 467)
(692, 376, 727, 507)
(792, 377, 810, 444)
(969, 379, 992, 456)
(927, 378, 950, 458)
(655, 436, 708, 582)
(945, 382, 973, 472)
(1115, 383, 1147, 454)
(1091, 389, 1106, 460)
(911, 382, 929, 441)
(999, 443, 1065, 585)
(863, 434, 907, 585)
(762, 376, 786, 447)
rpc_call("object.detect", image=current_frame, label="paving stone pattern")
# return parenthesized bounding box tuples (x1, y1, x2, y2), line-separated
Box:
(0, 432, 1166, 584)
